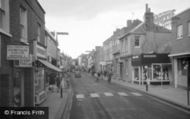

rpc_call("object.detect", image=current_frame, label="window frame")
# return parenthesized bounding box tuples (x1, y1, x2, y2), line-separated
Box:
(177, 24, 183, 39)
(37, 23, 41, 43)
(20, 7, 28, 43)
(0, 0, 5, 30)
(188, 21, 190, 37)
(134, 35, 140, 48)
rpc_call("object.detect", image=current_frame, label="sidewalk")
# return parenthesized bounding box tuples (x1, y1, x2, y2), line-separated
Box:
(40, 83, 70, 119)
(112, 79, 190, 111)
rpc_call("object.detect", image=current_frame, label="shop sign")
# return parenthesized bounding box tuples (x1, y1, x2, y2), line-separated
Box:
(143, 54, 157, 58)
(132, 56, 139, 59)
(37, 45, 46, 59)
(15, 54, 33, 67)
(7, 45, 29, 60)
(154, 9, 175, 29)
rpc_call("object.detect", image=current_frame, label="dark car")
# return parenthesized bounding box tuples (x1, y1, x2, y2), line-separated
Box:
(75, 70, 81, 78)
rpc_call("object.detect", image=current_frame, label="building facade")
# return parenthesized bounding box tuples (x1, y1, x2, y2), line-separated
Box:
(118, 4, 172, 85)
(169, 8, 190, 89)
(0, 0, 46, 107)
(0, 0, 12, 107)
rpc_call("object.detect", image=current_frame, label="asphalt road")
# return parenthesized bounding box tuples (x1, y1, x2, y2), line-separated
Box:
(69, 72, 190, 119)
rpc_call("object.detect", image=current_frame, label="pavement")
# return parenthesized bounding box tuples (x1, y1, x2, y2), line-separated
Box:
(40, 73, 190, 119)
(111, 78, 190, 112)
(40, 80, 72, 119)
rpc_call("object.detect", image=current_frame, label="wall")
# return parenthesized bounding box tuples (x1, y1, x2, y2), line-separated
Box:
(9, 0, 45, 106)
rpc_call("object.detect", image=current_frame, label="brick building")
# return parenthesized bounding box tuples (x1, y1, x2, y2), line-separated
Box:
(117, 4, 172, 85)
(0, 0, 46, 107)
(169, 8, 190, 89)
(0, 0, 12, 107)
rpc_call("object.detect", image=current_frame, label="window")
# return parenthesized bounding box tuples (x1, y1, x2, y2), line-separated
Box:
(177, 25, 183, 39)
(188, 21, 190, 36)
(134, 67, 139, 80)
(37, 24, 41, 42)
(134, 36, 140, 47)
(0, 0, 4, 29)
(20, 7, 27, 43)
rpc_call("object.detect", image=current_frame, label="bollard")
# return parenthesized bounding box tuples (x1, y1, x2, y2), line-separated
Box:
(60, 86, 63, 98)
(146, 84, 148, 92)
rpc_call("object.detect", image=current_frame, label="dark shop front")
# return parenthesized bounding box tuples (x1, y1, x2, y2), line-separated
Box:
(131, 53, 172, 85)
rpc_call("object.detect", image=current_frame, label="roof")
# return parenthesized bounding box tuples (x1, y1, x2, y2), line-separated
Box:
(131, 22, 171, 34)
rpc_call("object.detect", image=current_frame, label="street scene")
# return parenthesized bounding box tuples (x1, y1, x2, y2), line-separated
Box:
(0, 0, 190, 119)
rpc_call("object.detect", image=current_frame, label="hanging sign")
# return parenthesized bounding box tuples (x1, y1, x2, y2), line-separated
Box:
(7, 45, 29, 60)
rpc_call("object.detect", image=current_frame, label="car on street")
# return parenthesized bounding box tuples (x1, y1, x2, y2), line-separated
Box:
(75, 70, 81, 78)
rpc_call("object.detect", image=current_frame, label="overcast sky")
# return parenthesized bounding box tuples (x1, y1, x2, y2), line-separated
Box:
(38, 0, 190, 59)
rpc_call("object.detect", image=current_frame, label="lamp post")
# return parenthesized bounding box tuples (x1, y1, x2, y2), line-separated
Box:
(55, 31, 69, 98)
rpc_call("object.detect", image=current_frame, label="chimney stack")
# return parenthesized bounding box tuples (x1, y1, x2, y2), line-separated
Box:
(127, 20, 132, 27)
(144, 4, 154, 31)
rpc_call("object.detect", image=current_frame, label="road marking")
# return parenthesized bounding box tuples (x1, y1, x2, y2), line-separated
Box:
(90, 93, 100, 97)
(118, 92, 128, 96)
(104, 92, 114, 96)
(76, 94, 85, 99)
(131, 92, 142, 96)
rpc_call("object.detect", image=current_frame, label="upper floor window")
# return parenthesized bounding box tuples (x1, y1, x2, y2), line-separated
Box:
(188, 21, 190, 36)
(177, 24, 183, 39)
(20, 7, 27, 43)
(37, 23, 41, 42)
(134, 36, 140, 47)
(0, 0, 4, 29)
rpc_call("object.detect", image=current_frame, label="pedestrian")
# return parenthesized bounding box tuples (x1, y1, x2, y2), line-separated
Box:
(49, 73, 55, 92)
(108, 70, 113, 84)
(65, 72, 70, 88)
(96, 71, 101, 82)
(55, 75, 61, 92)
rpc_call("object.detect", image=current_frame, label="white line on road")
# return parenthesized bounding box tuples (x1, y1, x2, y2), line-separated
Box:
(76, 94, 85, 99)
(90, 93, 100, 98)
(131, 92, 142, 96)
(118, 92, 128, 96)
(104, 92, 114, 96)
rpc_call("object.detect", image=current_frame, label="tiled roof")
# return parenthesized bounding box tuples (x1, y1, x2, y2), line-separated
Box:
(130, 22, 171, 34)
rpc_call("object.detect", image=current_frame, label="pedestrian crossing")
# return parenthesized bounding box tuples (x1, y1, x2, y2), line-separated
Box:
(76, 92, 142, 99)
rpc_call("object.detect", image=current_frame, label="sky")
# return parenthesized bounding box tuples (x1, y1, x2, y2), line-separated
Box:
(38, 0, 190, 59)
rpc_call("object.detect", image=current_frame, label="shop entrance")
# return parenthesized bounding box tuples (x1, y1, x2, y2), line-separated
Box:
(13, 68, 24, 107)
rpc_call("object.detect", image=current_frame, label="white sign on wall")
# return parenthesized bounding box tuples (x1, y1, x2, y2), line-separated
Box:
(37, 44, 46, 59)
(15, 54, 33, 67)
(7, 45, 29, 60)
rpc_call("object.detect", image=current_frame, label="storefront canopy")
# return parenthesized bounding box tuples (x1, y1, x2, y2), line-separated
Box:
(132, 53, 170, 66)
(38, 59, 62, 72)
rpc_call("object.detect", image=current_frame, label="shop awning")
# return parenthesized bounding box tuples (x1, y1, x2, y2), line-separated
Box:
(38, 59, 62, 72)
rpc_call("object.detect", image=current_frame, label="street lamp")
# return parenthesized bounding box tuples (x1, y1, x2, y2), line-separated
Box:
(55, 31, 69, 98)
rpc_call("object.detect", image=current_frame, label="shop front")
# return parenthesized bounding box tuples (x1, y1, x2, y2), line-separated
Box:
(169, 53, 190, 88)
(132, 53, 172, 85)
(34, 59, 62, 105)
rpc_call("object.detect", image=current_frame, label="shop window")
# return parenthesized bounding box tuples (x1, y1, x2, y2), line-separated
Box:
(134, 67, 139, 80)
(153, 64, 162, 80)
(177, 24, 183, 39)
(178, 58, 188, 75)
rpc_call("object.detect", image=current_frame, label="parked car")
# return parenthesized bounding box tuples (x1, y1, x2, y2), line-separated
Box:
(75, 70, 81, 78)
